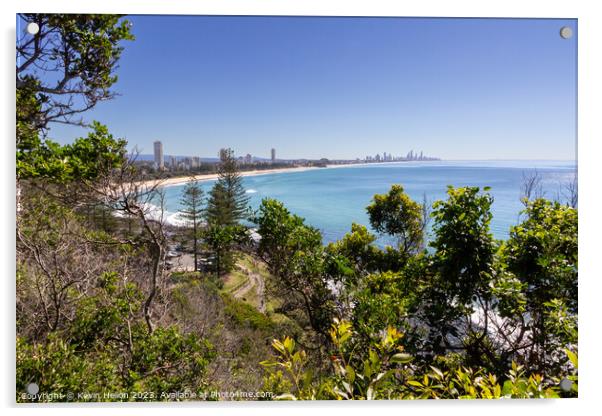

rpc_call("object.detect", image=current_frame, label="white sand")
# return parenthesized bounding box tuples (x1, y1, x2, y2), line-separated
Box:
(137, 165, 323, 189)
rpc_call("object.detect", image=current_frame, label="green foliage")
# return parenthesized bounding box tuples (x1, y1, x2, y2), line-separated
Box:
(366, 184, 424, 256)
(16, 76, 43, 175)
(326, 223, 377, 273)
(252, 198, 336, 339)
(261, 319, 566, 400)
(180, 179, 204, 271)
(17, 14, 134, 128)
(252, 198, 321, 275)
(405, 361, 558, 399)
(562, 348, 579, 396)
(503, 198, 577, 313)
(351, 270, 415, 348)
(64, 122, 128, 180)
(180, 179, 205, 224)
(430, 186, 495, 304)
(127, 326, 213, 395)
(17, 14, 133, 180)
(16, 271, 214, 402)
(221, 293, 274, 331)
(203, 224, 247, 276)
(261, 320, 414, 400)
(205, 148, 250, 226)
(497, 198, 578, 373)
(326, 223, 405, 278)
(202, 150, 251, 277)
(17, 121, 127, 182)
(16, 335, 120, 401)
(69, 272, 140, 349)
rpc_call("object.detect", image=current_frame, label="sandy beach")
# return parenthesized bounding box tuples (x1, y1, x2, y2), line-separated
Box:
(138, 165, 323, 189)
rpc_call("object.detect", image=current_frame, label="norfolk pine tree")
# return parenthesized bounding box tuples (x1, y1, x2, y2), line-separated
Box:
(206, 148, 250, 226)
(180, 178, 205, 272)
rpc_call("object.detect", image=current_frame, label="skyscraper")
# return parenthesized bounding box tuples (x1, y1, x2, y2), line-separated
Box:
(271, 148, 276, 163)
(153, 141, 164, 169)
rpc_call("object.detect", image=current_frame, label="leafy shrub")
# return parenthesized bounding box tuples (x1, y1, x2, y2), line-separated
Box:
(221, 293, 274, 332)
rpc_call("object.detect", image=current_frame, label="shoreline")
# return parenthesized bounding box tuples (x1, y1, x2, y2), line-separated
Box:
(136, 159, 574, 189)
(138, 165, 324, 189)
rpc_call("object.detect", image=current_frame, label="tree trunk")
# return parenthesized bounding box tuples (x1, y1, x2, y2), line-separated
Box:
(144, 241, 162, 334)
(193, 221, 198, 272)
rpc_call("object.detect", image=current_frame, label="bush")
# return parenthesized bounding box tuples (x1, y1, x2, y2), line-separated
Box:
(221, 293, 274, 332)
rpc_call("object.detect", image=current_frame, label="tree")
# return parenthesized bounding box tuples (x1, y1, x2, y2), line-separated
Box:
(203, 224, 245, 277)
(205, 148, 250, 227)
(17, 271, 214, 402)
(520, 170, 544, 204)
(17, 120, 128, 193)
(416, 186, 495, 355)
(17, 14, 134, 130)
(326, 222, 409, 278)
(366, 184, 425, 257)
(252, 198, 336, 343)
(499, 198, 577, 375)
(326, 223, 380, 278)
(180, 179, 204, 271)
(430, 186, 495, 305)
(16, 14, 133, 181)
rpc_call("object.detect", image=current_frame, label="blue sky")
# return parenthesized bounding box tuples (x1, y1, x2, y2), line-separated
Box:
(37, 16, 577, 160)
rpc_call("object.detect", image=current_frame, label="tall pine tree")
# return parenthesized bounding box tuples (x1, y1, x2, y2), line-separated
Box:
(180, 178, 204, 271)
(206, 148, 250, 226)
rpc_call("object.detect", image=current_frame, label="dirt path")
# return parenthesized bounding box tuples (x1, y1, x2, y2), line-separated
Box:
(231, 265, 266, 313)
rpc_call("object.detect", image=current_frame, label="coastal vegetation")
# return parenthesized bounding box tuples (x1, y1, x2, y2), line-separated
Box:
(16, 14, 577, 402)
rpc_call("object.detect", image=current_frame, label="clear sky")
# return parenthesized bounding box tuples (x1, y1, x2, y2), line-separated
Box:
(41, 16, 577, 160)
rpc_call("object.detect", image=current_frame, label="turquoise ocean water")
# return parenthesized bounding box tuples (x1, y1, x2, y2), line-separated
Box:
(160, 160, 576, 244)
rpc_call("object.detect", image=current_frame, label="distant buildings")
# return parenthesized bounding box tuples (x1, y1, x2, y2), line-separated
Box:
(362, 149, 439, 164)
(405, 150, 434, 161)
(150, 142, 204, 171)
(144, 141, 437, 173)
(154, 141, 164, 170)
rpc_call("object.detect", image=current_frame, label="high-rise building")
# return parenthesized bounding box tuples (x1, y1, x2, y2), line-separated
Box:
(154, 141, 164, 169)
(244, 153, 252, 164)
(192, 156, 201, 169)
(169, 155, 176, 169)
(271, 148, 276, 163)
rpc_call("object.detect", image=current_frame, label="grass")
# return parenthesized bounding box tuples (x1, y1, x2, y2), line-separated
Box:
(240, 284, 260, 309)
(222, 267, 248, 294)
(219, 252, 300, 330)
(169, 271, 203, 284)
(220, 292, 273, 332)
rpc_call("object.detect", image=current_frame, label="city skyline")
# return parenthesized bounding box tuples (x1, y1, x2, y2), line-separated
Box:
(40, 16, 577, 161)
(148, 139, 439, 164)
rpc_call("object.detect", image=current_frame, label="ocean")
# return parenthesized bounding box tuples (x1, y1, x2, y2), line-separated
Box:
(159, 160, 577, 244)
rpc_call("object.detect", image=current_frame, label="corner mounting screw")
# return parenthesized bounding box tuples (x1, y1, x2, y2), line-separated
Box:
(560, 26, 573, 39)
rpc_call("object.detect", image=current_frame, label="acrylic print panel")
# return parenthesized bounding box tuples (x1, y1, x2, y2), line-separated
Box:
(16, 14, 577, 402)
